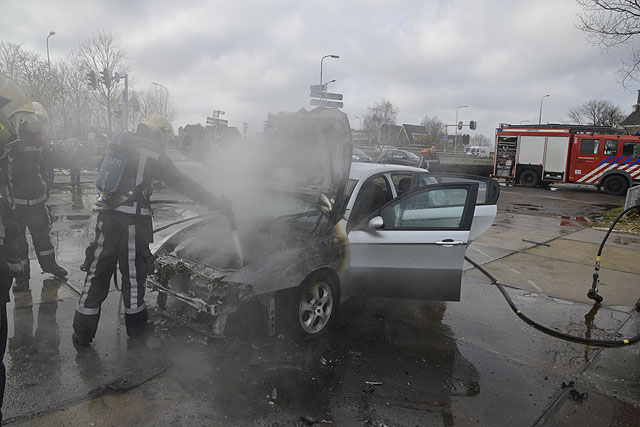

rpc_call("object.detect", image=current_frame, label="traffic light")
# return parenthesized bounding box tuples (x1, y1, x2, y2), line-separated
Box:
(469, 120, 477, 130)
(462, 134, 470, 145)
(100, 68, 111, 89)
(86, 70, 97, 90)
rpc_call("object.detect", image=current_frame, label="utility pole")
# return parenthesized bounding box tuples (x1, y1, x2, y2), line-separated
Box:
(123, 74, 129, 131)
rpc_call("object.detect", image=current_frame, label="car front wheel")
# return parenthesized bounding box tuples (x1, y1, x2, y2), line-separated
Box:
(296, 275, 337, 335)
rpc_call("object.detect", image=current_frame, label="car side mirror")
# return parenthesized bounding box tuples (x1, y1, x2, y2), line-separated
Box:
(368, 216, 384, 230)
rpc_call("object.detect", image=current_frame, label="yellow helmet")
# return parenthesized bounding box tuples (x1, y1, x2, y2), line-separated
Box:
(32, 101, 48, 122)
(0, 73, 28, 120)
(143, 114, 173, 137)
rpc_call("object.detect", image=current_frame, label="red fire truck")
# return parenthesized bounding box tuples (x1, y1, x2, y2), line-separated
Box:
(492, 124, 640, 195)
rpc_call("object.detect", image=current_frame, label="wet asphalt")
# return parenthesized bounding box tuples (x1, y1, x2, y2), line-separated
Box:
(3, 179, 640, 426)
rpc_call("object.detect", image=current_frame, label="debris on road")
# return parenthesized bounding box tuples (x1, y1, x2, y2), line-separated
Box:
(522, 239, 550, 247)
(300, 415, 318, 425)
(569, 389, 589, 401)
(560, 381, 575, 389)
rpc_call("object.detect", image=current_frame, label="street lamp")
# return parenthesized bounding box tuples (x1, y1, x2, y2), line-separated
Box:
(538, 94, 550, 125)
(152, 82, 169, 116)
(46, 31, 55, 73)
(355, 116, 362, 130)
(320, 54, 339, 86)
(455, 105, 468, 154)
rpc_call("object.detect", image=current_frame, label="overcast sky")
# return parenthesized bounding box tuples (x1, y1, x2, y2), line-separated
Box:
(2, 0, 638, 139)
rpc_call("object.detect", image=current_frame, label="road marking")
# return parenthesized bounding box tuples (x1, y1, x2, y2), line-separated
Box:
(470, 246, 492, 259)
(527, 280, 543, 292)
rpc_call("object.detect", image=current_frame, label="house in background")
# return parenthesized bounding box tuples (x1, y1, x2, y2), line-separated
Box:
(621, 90, 640, 135)
(397, 124, 429, 146)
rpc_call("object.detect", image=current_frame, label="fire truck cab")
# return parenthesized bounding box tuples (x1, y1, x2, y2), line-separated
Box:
(493, 124, 640, 195)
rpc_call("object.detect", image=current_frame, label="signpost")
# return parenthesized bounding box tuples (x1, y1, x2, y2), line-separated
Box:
(309, 84, 344, 108)
(310, 99, 343, 108)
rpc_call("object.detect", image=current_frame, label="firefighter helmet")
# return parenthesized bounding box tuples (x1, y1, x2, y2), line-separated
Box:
(143, 114, 173, 137)
(0, 73, 29, 121)
(32, 101, 48, 122)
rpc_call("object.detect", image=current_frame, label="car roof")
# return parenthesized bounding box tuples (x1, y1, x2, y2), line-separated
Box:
(349, 162, 423, 181)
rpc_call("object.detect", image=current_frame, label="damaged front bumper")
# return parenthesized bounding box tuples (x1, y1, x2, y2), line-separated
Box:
(146, 254, 276, 336)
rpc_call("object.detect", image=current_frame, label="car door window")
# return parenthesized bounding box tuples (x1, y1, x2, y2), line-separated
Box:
(417, 173, 499, 205)
(349, 174, 393, 229)
(390, 173, 414, 196)
(378, 184, 477, 230)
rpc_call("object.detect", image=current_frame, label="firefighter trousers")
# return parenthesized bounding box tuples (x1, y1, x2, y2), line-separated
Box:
(0, 260, 12, 424)
(73, 212, 154, 341)
(15, 203, 57, 278)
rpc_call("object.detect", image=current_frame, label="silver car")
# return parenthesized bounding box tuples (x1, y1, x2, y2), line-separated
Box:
(147, 108, 499, 337)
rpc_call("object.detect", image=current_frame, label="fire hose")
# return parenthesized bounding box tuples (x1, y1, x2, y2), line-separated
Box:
(465, 203, 640, 347)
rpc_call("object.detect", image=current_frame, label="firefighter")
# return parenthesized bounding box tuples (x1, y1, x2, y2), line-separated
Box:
(0, 72, 28, 424)
(72, 114, 223, 345)
(9, 100, 67, 292)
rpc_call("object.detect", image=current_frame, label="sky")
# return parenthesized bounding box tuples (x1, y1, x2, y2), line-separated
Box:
(2, 0, 639, 139)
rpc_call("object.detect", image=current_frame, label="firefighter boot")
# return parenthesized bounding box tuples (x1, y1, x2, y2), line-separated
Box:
(125, 309, 151, 338)
(41, 254, 68, 278)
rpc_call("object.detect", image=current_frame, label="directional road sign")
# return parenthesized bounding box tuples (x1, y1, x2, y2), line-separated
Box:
(309, 84, 327, 92)
(310, 91, 343, 101)
(310, 99, 343, 108)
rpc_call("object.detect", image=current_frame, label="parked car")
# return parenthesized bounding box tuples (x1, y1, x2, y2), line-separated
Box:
(373, 144, 397, 155)
(376, 149, 421, 167)
(146, 108, 499, 338)
(352, 147, 373, 162)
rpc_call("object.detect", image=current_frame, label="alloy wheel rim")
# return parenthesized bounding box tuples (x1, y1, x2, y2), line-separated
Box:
(299, 281, 333, 334)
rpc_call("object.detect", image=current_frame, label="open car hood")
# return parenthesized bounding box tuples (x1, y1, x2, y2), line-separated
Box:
(263, 107, 353, 217)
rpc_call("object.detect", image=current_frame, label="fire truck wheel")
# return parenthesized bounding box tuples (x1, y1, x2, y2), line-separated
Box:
(602, 175, 628, 196)
(519, 170, 539, 188)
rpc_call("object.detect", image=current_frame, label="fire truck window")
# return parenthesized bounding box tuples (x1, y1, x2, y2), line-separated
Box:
(580, 139, 599, 155)
(623, 142, 640, 159)
(603, 140, 618, 156)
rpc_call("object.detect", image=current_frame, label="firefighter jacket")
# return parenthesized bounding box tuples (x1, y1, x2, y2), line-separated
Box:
(95, 131, 217, 217)
(0, 155, 19, 303)
(9, 130, 50, 206)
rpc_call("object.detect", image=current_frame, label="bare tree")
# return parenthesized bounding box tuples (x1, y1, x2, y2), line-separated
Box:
(577, 0, 640, 86)
(420, 115, 446, 148)
(363, 99, 398, 132)
(57, 52, 95, 139)
(139, 85, 176, 122)
(567, 99, 626, 126)
(471, 134, 492, 147)
(76, 31, 127, 136)
(0, 41, 25, 78)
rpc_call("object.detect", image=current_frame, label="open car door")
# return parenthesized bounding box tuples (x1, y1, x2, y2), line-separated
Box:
(347, 182, 478, 301)
(416, 172, 499, 241)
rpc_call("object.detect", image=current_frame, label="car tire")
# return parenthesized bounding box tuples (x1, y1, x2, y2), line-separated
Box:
(519, 170, 539, 187)
(602, 175, 628, 196)
(277, 273, 338, 338)
(296, 274, 338, 336)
